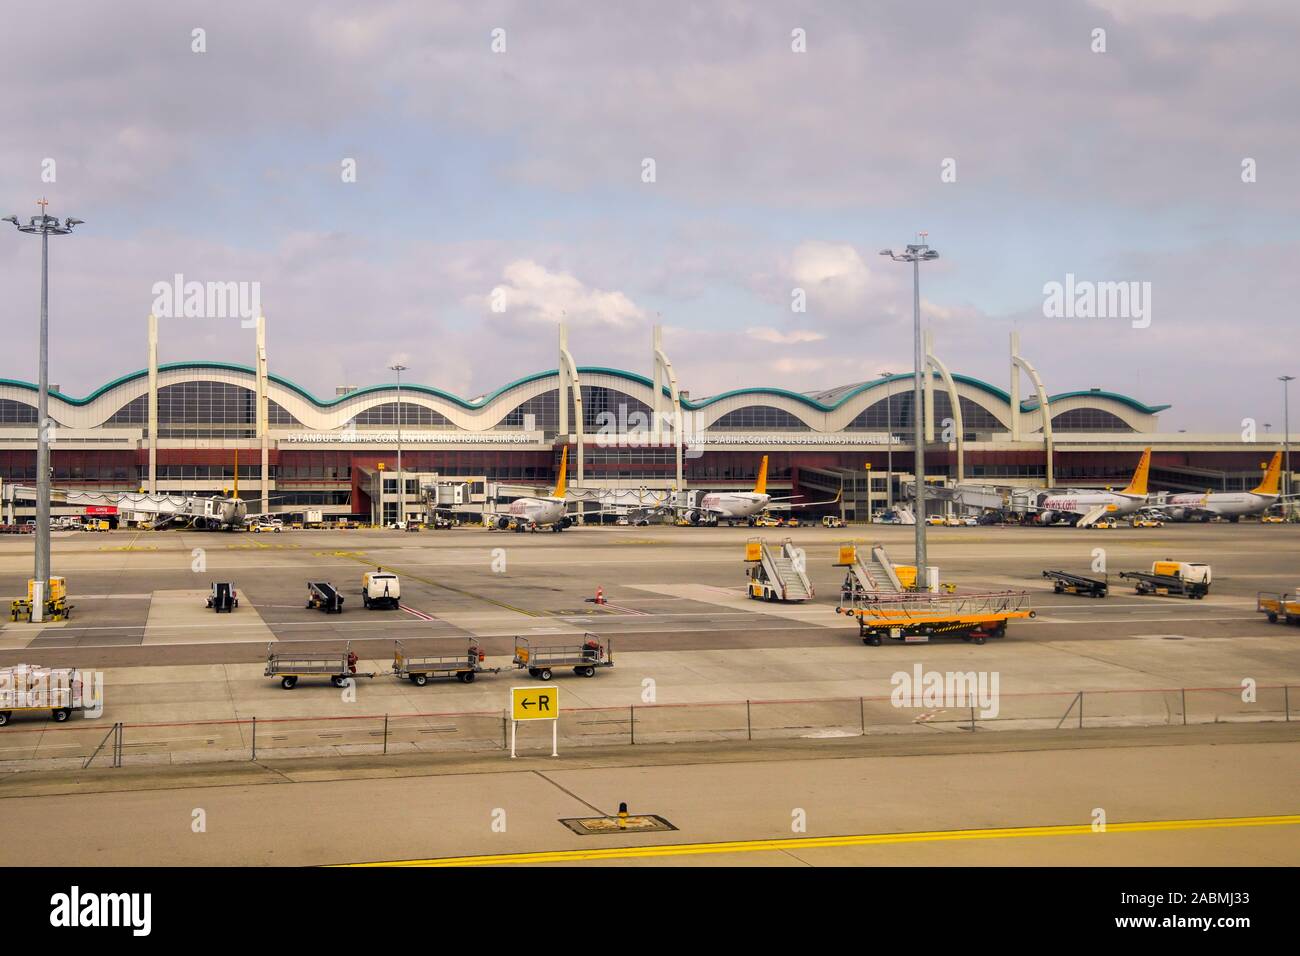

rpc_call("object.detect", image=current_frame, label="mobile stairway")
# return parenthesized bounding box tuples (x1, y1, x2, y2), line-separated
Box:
(745, 537, 815, 603)
(1074, 504, 1113, 528)
(835, 542, 902, 600)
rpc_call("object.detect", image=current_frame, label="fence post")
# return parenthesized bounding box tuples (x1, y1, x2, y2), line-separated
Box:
(746, 700, 752, 741)
(1079, 691, 1084, 730)
(629, 705, 635, 745)
(1181, 688, 1187, 726)
(383, 714, 389, 755)
(502, 711, 508, 751)
(969, 702, 976, 732)
(251, 716, 257, 761)
(1286, 686, 1291, 722)
(115, 722, 123, 768)
(859, 697, 865, 736)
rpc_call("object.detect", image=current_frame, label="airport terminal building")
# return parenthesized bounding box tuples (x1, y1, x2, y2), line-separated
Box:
(0, 321, 1289, 523)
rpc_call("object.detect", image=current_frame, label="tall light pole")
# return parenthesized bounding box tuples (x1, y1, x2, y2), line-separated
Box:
(390, 364, 408, 527)
(5, 201, 82, 621)
(881, 238, 939, 580)
(878, 371, 893, 509)
(1281, 375, 1294, 517)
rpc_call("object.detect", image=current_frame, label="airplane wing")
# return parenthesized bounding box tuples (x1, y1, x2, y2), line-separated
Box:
(768, 491, 843, 508)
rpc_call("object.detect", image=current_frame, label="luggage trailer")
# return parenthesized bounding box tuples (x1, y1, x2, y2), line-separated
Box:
(264, 642, 375, 689)
(836, 590, 1036, 646)
(513, 634, 613, 681)
(1256, 591, 1300, 626)
(1041, 569, 1109, 598)
(393, 639, 500, 685)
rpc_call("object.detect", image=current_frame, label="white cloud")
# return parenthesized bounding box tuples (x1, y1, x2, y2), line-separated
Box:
(480, 259, 645, 328)
(746, 327, 826, 345)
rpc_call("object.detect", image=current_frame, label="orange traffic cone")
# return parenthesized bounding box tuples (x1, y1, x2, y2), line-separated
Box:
(595, 586, 605, 605)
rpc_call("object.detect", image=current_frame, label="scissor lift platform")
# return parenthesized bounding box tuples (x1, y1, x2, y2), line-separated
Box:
(836, 590, 1035, 646)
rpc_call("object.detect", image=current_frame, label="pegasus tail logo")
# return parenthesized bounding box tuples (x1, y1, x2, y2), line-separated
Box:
(1121, 447, 1151, 497)
(1251, 451, 1282, 496)
(551, 446, 568, 499)
(753, 455, 769, 496)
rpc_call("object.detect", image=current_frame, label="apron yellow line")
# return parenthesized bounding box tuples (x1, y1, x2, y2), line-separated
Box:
(344, 814, 1300, 867)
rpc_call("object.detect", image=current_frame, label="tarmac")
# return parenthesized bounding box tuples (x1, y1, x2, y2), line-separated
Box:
(0, 521, 1296, 864)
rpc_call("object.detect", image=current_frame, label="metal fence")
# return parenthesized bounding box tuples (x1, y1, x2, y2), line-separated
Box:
(0, 684, 1291, 772)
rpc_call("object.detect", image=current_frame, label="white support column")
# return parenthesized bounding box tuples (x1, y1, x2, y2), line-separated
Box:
(1010, 331, 1054, 487)
(147, 313, 158, 494)
(1009, 331, 1021, 442)
(925, 330, 965, 482)
(558, 322, 584, 485)
(256, 316, 270, 513)
(652, 324, 684, 489)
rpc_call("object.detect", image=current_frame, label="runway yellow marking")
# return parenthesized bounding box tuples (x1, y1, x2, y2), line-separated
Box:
(346, 814, 1300, 867)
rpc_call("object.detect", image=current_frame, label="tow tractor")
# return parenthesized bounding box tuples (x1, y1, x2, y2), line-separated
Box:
(836, 589, 1035, 646)
(1256, 591, 1300, 626)
(1119, 560, 1211, 599)
(393, 639, 499, 685)
(1041, 569, 1108, 598)
(513, 634, 613, 680)
(264, 642, 375, 689)
(361, 569, 401, 610)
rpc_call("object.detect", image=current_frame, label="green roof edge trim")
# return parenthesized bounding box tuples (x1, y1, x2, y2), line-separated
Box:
(0, 363, 1169, 416)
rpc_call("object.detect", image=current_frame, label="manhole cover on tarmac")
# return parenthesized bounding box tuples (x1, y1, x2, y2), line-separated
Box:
(560, 815, 677, 836)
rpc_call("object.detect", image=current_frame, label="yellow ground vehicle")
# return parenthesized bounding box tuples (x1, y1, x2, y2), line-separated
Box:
(1261, 515, 1285, 523)
(786, 517, 801, 528)
(836, 589, 1035, 646)
(925, 515, 945, 526)
(1256, 591, 1300, 626)
(1131, 517, 1164, 528)
(754, 515, 781, 528)
(821, 516, 845, 528)
(1092, 518, 1118, 529)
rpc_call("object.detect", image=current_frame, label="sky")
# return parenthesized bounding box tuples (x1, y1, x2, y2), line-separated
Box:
(1, 0, 1297, 429)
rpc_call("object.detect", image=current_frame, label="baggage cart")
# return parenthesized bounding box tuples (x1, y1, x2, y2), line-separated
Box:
(513, 634, 613, 680)
(392, 639, 499, 685)
(264, 642, 374, 689)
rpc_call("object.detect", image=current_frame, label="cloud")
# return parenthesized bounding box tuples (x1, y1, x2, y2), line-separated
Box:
(746, 327, 827, 345)
(478, 259, 644, 328)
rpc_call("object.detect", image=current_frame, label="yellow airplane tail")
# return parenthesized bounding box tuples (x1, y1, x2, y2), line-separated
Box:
(1120, 447, 1151, 497)
(1251, 451, 1282, 496)
(552, 447, 568, 498)
(753, 455, 769, 496)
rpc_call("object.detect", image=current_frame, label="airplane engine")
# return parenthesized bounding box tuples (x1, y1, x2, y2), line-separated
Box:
(685, 510, 701, 525)
(1038, 510, 1056, 525)
(559, 516, 573, 529)
(495, 516, 511, 530)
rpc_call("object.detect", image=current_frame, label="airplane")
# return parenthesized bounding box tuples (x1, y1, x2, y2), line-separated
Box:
(678, 455, 840, 526)
(490, 447, 574, 532)
(1035, 447, 1152, 526)
(1150, 451, 1292, 522)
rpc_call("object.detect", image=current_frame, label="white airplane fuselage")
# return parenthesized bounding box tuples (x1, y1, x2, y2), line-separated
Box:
(504, 496, 568, 529)
(1164, 491, 1276, 519)
(1039, 491, 1143, 522)
(698, 492, 770, 521)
